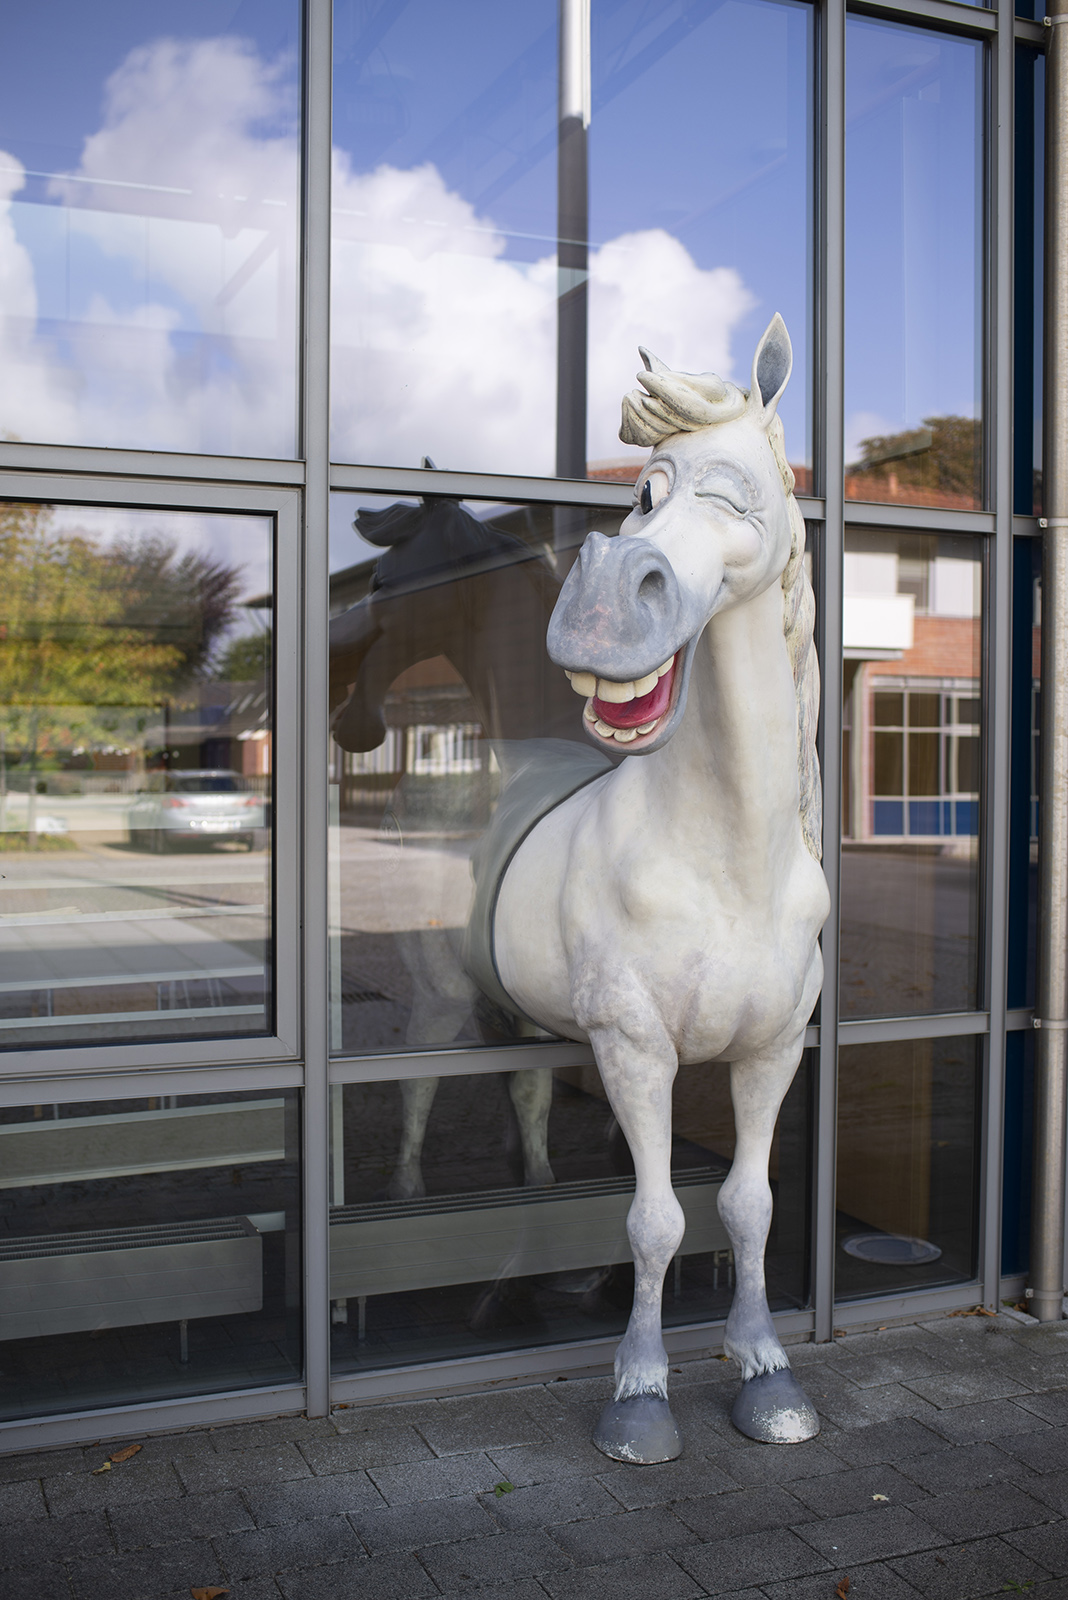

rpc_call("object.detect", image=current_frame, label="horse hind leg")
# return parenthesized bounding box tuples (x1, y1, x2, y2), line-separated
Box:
(587, 1025, 684, 1464)
(718, 1036, 819, 1443)
(387, 1076, 440, 1200)
(506, 1067, 555, 1187)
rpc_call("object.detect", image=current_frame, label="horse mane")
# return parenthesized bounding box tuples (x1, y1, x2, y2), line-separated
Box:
(619, 355, 822, 862)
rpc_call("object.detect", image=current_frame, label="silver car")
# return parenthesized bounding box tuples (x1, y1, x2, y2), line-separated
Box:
(127, 770, 265, 851)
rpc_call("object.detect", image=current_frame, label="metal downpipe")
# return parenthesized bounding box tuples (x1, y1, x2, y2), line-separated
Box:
(1031, 8, 1068, 1322)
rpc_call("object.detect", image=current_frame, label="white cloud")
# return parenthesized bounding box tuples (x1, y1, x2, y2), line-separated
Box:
(0, 35, 755, 471)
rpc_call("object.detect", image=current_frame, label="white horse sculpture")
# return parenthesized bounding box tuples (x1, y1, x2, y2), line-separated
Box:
(492, 314, 829, 1462)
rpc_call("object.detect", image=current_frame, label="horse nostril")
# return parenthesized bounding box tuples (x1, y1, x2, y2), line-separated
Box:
(637, 569, 666, 604)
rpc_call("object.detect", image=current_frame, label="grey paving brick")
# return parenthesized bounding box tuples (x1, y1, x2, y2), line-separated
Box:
(799, 1370, 944, 1432)
(904, 1367, 1033, 1408)
(891, 1534, 1051, 1598)
(329, 1398, 445, 1434)
(0, 1508, 111, 1570)
(276, 1551, 435, 1599)
(439, 1584, 562, 1600)
(175, 1442, 312, 1493)
(0, 1564, 73, 1600)
(1032, 1583, 1068, 1600)
(368, 1451, 499, 1506)
(996, 1426, 1068, 1473)
(830, 1345, 955, 1389)
(786, 1463, 927, 1518)
(548, 1504, 698, 1565)
(68, 1538, 224, 1599)
(242, 1470, 385, 1525)
(796, 1504, 947, 1564)
(894, 1439, 1033, 1494)
(94, 1429, 216, 1465)
(299, 1426, 435, 1474)
(1018, 1393, 1068, 1428)
(482, 1475, 621, 1529)
(214, 1515, 365, 1580)
(825, 1415, 950, 1466)
(677, 1527, 830, 1593)
(917, 1481, 1053, 1541)
(926, 1399, 1052, 1444)
(109, 1489, 255, 1548)
(0, 1447, 86, 1483)
(671, 1483, 815, 1541)
(419, 1394, 551, 1456)
(352, 1496, 498, 1552)
(763, 1565, 919, 1600)
(703, 1439, 844, 1487)
(0, 1476, 47, 1522)
(539, 1550, 706, 1600)
(596, 1452, 736, 1508)
(487, 1436, 611, 1487)
(1007, 1520, 1068, 1576)
(208, 1416, 336, 1451)
(419, 1529, 573, 1590)
(42, 1458, 183, 1516)
(1022, 1468, 1068, 1515)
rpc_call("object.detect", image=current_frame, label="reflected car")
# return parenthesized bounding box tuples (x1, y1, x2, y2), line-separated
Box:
(127, 770, 265, 851)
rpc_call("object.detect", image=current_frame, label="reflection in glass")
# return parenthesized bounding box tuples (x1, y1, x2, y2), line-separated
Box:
(0, 1091, 300, 1421)
(329, 1057, 809, 1371)
(0, 4, 300, 455)
(0, 502, 273, 1048)
(845, 21, 983, 509)
(328, 489, 624, 1057)
(1015, 48, 1044, 515)
(836, 1037, 979, 1300)
(840, 530, 982, 1018)
(331, 0, 812, 482)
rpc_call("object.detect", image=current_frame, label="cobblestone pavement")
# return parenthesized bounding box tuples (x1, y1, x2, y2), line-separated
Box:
(6, 1311, 1068, 1599)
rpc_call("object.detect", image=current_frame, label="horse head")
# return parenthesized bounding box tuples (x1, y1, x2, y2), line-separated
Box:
(547, 314, 802, 757)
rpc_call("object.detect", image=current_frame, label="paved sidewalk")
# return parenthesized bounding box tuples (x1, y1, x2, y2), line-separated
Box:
(5, 1311, 1068, 1599)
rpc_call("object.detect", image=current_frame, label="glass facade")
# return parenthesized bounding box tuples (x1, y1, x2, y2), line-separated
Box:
(0, 0, 1048, 1440)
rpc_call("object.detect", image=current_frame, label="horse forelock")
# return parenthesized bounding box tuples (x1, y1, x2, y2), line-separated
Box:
(619, 367, 821, 862)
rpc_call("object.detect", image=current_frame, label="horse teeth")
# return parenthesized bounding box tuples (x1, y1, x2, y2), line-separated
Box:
(597, 678, 635, 702)
(613, 728, 638, 742)
(635, 721, 657, 735)
(657, 658, 674, 677)
(593, 719, 614, 736)
(569, 670, 597, 697)
(583, 703, 598, 723)
(633, 671, 658, 696)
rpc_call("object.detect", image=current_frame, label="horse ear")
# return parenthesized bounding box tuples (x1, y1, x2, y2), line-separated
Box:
(749, 314, 792, 423)
(638, 346, 670, 377)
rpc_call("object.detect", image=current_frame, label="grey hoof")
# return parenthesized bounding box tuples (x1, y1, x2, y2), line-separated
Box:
(593, 1393, 682, 1464)
(731, 1367, 819, 1443)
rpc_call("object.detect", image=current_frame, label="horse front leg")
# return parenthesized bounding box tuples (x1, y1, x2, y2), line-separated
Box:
(588, 1025, 684, 1464)
(719, 1032, 819, 1443)
(506, 1067, 555, 1187)
(386, 1076, 439, 1200)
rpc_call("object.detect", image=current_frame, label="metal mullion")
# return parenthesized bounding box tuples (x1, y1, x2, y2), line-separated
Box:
(979, 0, 1016, 1310)
(815, 0, 847, 1346)
(847, 0, 996, 35)
(300, 0, 333, 1421)
(0, 443, 304, 486)
(840, 1011, 990, 1044)
(0, 1383, 305, 1455)
(0, 1061, 302, 1109)
(845, 501, 995, 533)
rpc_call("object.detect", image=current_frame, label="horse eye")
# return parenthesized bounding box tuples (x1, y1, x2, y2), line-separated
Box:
(639, 469, 670, 515)
(640, 480, 653, 514)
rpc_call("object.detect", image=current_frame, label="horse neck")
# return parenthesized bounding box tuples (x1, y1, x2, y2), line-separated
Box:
(642, 578, 802, 869)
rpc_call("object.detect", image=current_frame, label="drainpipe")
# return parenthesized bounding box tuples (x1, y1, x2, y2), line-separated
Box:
(1031, 7, 1068, 1322)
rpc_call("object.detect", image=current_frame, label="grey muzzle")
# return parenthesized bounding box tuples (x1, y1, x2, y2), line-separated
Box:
(547, 530, 702, 682)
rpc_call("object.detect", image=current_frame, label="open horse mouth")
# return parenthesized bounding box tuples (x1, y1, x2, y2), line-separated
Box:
(564, 655, 678, 746)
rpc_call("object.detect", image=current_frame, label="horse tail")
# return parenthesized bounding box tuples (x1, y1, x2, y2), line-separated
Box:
(769, 418, 823, 862)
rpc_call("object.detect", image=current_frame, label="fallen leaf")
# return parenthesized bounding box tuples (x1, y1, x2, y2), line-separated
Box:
(109, 1444, 141, 1464)
(833, 1328, 846, 1337)
(872, 1493, 890, 1502)
(190, 1588, 229, 1599)
(493, 1481, 514, 1497)
(91, 1462, 111, 1475)
(935, 1557, 947, 1566)
(948, 1305, 998, 1318)
(835, 1578, 851, 1599)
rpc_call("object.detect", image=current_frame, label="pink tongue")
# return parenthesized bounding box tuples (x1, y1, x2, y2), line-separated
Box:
(592, 664, 674, 729)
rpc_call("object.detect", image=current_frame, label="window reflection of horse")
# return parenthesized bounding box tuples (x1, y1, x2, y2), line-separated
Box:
(329, 491, 607, 1199)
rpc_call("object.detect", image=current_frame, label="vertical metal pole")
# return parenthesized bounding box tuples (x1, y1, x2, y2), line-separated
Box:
(555, 0, 590, 482)
(302, 0, 334, 1409)
(813, 0, 846, 1346)
(981, 0, 1016, 1311)
(1031, 6, 1068, 1322)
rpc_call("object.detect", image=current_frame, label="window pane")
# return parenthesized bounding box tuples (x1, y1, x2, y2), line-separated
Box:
(845, 21, 983, 510)
(0, 6, 301, 455)
(0, 502, 273, 1049)
(329, 1056, 810, 1373)
(841, 529, 982, 1018)
(0, 1090, 300, 1421)
(1014, 47, 1044, 514)
(331, 0, 813, 483)
(836, 1037, 979, 1301)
